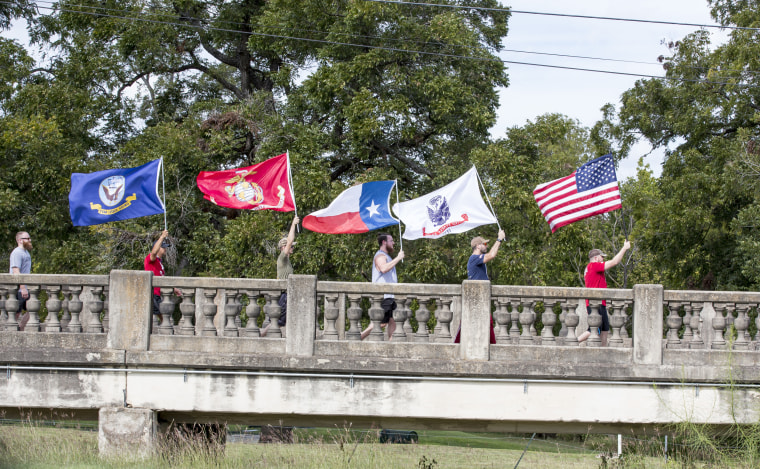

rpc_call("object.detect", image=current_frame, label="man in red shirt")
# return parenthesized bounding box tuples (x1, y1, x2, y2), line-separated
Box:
(144, 230, 181, 319)
(578, 239, 631, 346)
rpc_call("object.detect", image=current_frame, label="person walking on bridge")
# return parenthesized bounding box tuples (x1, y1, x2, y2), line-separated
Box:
(454, 228, 506, 344)
(261, 215, 300, 337)
(9, 231, 32, 331)
(144, 230, 181, 321)
(578, 240, 631, 346)
(361, 233, 404, 340)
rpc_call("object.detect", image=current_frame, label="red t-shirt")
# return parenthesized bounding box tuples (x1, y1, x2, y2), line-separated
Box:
(584, 261, 607, 306)
(144, 254, 164, 295)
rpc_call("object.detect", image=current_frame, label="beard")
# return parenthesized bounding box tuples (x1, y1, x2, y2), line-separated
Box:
(385, 244, 395, 254)
(22, 240, 32, 251)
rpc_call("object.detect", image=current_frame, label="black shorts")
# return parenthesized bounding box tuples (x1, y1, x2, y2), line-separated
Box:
(381, 298, 397, 325)
(587, 304, 610, 332)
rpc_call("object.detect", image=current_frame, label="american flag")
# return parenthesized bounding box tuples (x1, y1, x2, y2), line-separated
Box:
(533, 154, 622, 233)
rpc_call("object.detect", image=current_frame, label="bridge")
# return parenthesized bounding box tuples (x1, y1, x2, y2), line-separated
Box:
(0, 271, 758, 457)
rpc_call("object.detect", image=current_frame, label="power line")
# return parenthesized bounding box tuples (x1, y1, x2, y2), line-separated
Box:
(4, 0, 755, 88)
(363, 0, 759, 32)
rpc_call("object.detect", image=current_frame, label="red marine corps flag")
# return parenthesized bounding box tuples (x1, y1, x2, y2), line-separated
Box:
(196, 153, 295, 212)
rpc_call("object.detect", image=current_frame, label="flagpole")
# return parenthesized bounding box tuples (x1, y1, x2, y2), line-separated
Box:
(287, 150, 299, 231)
(474, 166, 500, 231)
(394, 179, 403, 261)
(161, 158, 167, 231)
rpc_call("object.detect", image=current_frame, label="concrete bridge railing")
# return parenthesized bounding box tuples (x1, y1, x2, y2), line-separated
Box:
(1, 271, 760, 457)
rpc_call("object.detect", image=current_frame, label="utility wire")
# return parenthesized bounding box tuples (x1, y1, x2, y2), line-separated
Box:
(363, 0, 760, 32)
(5, 0, 756, 87)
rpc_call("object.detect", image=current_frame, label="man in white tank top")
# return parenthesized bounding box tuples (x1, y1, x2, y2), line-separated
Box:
(361, 233, 405, 340)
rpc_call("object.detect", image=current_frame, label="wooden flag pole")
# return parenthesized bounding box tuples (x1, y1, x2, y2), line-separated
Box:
(474, 165, 500, 231)
(394, 179, 403, 261)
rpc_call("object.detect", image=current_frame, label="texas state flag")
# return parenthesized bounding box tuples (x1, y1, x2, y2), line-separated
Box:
(303, 181, 399, 234)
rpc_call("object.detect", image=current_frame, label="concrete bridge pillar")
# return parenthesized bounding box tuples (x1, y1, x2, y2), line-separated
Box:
(633, 284, 663, 365)
(107, 270, 152, 351)
(286, 275, 317, 357)
(98, 407, 157, 459)
(460, 280, 491, 361)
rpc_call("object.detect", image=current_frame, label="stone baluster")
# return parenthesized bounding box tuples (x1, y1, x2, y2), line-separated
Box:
(620, 303, 630, 340)
(200, 290, 218, 336)
(67, 286, 83, 333)
(241, 291, 261, 337)
(723, 304, 736, 343)
(681, 303, 693, 343)
(158, 288, 176, 335)
(509, 299, 521, 344)
(435, 297, 453, 343)
(4, 287, 19, 331)
(529, 303, 537, 337)
(518, 298, 536, 345)
(563, 300, 579, 346)
(235, 293, 243, 331)
(607, 300, 626, 347)
(689, 302, 704, 349)
(86, 287, 104, 333)
(586, 303, 603, 347)
(345, 295, 362, 341)
(414, 297, 432, 343)
(60, 287, 71, 330)
(0, 287, 7, 327)
(540, 301, 557, 345)
(43, 286, 62, 333)
(177, 288, 196, 336)
(24, 286, 41, 332)
(262, 292, 282, 338)
(366, 296, 386, 342)
(391, 297, 408, 342)
(494, 298, 511, 344)
(711, 303, 727, 349)
(665, 302, 682, 348)
(402, 297, 414, 339)
(322, 295, 340, 340)
(101, 288, 110, 333)
(755, 306, 760, 350)
(558, 301, 567, 339)
(733, 303, 751, 350)
(222, 290, 240, 337)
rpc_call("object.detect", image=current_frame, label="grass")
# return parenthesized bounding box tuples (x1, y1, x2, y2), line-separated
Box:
(0, 422, 684, 469)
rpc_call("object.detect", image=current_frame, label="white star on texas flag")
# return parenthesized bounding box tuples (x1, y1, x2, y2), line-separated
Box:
(365, 200, 380, 218)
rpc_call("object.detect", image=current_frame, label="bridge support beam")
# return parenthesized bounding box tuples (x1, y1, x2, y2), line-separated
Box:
(98, 407, 156, 459)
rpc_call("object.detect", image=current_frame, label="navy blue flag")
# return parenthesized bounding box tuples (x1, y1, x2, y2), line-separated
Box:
(69, 159, 165, 226)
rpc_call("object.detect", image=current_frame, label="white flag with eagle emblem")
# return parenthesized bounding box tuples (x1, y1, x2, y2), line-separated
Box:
(392, 166, 497, 240)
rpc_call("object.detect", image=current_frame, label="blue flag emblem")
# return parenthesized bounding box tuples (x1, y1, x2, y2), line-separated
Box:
(69, 159, 165, 226)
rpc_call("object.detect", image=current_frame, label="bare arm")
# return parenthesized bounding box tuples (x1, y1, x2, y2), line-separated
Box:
(604, 239, 631, 270)
(483, 229, 506, 263)
(149, 230, 169, 262)
(12, 266, 27, 299)
(375, 250, 405, 274)
(283, 216, 300, 253)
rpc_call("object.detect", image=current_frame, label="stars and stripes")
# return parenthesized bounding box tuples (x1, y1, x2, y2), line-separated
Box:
(533, 154, 622, 232)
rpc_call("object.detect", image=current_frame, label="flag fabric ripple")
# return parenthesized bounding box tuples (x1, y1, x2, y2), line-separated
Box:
(196, 153, 295, 211)
(392, 166, 497, 240)
(303, 181, 399, 234)
(533, 154, 622, 233)
(69, 159, 165, 226)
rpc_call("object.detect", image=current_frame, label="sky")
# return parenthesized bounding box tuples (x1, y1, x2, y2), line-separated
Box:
(494, 0, 729, 179)
(6, 1, 728, 180)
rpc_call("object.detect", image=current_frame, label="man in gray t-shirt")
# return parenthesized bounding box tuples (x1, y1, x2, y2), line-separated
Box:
(261, 216, 299, 337)
(9, 231, 32, 330)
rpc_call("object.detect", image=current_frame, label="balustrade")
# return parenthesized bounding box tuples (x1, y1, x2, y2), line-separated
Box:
(8, 273, 760, 357)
